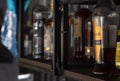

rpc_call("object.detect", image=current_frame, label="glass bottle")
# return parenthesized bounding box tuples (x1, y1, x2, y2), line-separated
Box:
(85, 17, 94, 63)
(92, 0, 119, 74)
(44, 18, 53, 60)
(44, 0, 54, 60)
(32, 0, 50, 59)
(74, 5, 92, 62)
(116, 27, 120, 70)
(24, 34, 29, 56)
(68, 13, 75, 63)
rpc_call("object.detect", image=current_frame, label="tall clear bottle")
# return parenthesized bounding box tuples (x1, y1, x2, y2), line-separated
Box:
(44, 18, 53, 60)
(44, 0, 54, 60)
(92, 0, 119, 74)
(32, 0, 50, 59)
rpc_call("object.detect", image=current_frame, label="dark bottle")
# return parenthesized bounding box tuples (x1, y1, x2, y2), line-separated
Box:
(74, 5, 92, 61)
(74, 38, 79, 60)
(68, 14, 74, 63)
(32, 3, 50, 59)
(92, 0, 119, 74)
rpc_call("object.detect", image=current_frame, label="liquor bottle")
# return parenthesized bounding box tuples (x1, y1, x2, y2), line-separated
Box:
(92, 0, 119, 74)
(116, 28, 120, 70)
(68, 14, 74, 63)
(23, 27, 32, 57)
(24, 34, 29, 56)
(32, 1, 50, 59)
(44, 0, 54, 60)
(73, 5, 92, 62)
(74, 38, 78, 60)
(85, 17, 94, 63)
(44, 18, 53, 60)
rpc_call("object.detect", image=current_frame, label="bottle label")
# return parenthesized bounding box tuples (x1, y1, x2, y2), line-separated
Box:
(93, 18, 102, 62)
(33, 37, 42, 54)
(74, 17, 82, 51)
(33, 19, 43, 55)
(116, 42, 120, 58)
(116, 30, 120, 67)
(74, 17, 82, 38)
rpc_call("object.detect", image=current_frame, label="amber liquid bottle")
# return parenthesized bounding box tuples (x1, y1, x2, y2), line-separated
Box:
(92, 0, 119, 74)
(73, 5, 92, 62)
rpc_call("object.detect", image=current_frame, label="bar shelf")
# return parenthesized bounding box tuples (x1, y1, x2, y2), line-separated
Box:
(19, 57, 120, 81)
(60, 0, 120, 5)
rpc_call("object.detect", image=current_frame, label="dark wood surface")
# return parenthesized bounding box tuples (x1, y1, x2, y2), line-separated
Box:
(19, 57, 120, 81)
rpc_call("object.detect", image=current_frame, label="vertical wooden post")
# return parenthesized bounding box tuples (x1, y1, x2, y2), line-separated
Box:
(53, 0, 63, 76)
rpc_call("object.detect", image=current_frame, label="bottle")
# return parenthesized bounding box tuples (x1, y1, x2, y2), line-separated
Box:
(85, 17, 94, 63)
(24, 34, 29, 56)
(74, 5, 92, 62)
(44, 19, 53, 60)
(68, 14, 75, 63)
(24, 34, 32, 57)
(32, 1, 50, 59)
(44, 0, 54, 60)
(74, 38, 79, 60)
(116, 28, 120, 70)
(92, 0, 119, 74)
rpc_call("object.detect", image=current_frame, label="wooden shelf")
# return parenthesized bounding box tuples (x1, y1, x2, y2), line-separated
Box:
(60, 0, 97, 4)
(19, 58, 52, 73)
(60, 0, 120, 5)
(19, 58, 120, 81)
(64, 70, 104, 81)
